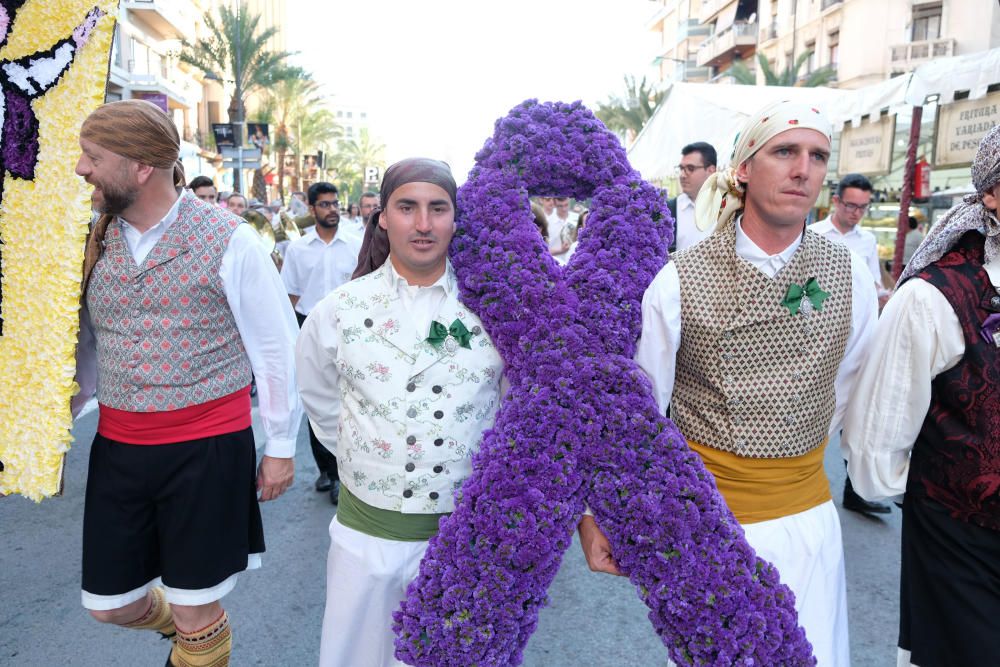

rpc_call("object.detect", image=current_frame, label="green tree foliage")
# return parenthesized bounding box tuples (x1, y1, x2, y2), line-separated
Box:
(330, 129, 386, 204)
(729, 51, 837, 87)
(595, 75, 665, 143)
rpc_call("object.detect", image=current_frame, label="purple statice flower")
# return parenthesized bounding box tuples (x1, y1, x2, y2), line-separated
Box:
(392, 100, 815, 666)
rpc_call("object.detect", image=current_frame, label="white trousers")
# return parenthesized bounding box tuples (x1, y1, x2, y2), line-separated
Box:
(665, 500, 849, 667)
(742, 500, 850, 667)
(319, 516, 429, 667)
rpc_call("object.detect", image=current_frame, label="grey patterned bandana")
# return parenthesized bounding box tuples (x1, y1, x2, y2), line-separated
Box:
(900, 124, 1000, 284)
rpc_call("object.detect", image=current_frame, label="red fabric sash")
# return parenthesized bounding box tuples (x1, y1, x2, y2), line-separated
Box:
(97, 386, 252, 445)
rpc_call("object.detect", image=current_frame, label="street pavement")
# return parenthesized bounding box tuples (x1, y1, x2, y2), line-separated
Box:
(2, 407, 901, 666)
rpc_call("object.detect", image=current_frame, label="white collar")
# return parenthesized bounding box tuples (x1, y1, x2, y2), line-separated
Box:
(118, 190, 184, 234)
(677, 193, 695, 209)
(814, 216, 861, 237)
(304, 224, 347, 246)
(734, 215, 802, 267)
(384, 257, 455, 296)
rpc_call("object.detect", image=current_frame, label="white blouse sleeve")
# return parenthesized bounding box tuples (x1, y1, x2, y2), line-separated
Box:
(220, 224, 303, 458)
(830, 251, 879, 435)
(841, 277, 964, 501)
(634, 263, 682, 415)
(294, 296, 342, 449)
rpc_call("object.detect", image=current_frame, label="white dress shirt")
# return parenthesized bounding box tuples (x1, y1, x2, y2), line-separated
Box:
(75, 193, 302, 458)
(842, 252, 1000, 502)
(281, 226, 362, 316)
(546, 211, 578, 259)
(635, 217, 878, 437)
(808, 216, 884, 288)
(673, 193, 714, 251)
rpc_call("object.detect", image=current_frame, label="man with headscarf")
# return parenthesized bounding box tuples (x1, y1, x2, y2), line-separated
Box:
(843, 125, 1000, 667)
(579, 100, 877, 666)
(73, 100, 302, 667)
(296, 158, 504, 666)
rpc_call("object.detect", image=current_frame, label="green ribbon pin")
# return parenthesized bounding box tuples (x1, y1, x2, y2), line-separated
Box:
(426, 319, 473, 350)
(781, 277, 830, 315)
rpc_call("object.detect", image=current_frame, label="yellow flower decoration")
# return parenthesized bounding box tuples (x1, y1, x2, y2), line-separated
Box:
(0, 0, 118, 501)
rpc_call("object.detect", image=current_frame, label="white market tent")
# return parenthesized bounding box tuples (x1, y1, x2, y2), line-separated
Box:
(627, 77, 910, 182)
(627, 47, 1000, 183)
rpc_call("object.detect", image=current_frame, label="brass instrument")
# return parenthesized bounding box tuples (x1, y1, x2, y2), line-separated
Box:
(278, 208, 302, 242)
(241, 209, 277, 259)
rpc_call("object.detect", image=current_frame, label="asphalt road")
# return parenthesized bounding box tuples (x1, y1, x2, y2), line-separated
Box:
(1, 408, 901, 666)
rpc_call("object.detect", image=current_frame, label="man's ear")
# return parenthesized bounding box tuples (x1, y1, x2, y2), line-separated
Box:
(734, 158, 751, 185)
(707, 165, 717, 175)
(133, 162, 155, 185)
(982, 183, 1000, 213)
(376, 210, 387, 231)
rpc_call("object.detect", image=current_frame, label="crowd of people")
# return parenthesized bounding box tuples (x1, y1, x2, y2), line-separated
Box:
(68, 98, 998, 667)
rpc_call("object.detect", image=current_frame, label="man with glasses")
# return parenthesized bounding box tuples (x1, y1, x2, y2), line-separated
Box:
(668, 142, 717, 252)
(809, 173, 883, 290)
(808, 173, 891, 516)
(281, 182, 362, 503)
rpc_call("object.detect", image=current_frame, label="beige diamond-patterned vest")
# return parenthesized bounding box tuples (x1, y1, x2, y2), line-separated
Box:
(672, 221, 853, 458)
(86, 192, 252, 412)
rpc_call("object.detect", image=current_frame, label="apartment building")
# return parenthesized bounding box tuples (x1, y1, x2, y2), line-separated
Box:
(648, 0, 1000, 89)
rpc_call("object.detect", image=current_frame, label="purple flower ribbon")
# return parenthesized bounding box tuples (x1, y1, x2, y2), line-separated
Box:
(392, 100, 814, 666)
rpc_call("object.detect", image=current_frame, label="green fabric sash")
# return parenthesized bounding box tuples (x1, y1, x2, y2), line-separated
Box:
(336, 486, 448, 542)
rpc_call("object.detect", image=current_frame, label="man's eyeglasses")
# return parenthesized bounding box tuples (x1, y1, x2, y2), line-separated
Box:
(839, 201, 869, 214)
(314, 201, 340, 210)
(676, 164, 706, 175)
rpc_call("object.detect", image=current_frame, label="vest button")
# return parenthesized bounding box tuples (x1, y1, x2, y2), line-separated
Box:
(434, 438, 444, 446)
(364, 318, 373, 328)
(735, 439, 747, 449)
(433, 410, 444, 419)
(403, 489, 413, 498)
(406, 435, 416, 445)
(992, 295, 1000, 308)
(433, 465, 443, 473)
(407, 408, 417, 418)
(721, 352, 732, 361)
(432, 385, 443, 394)
(406, 382, 416, 392)
(429, 492, 439, 500)
(405, 462, 415, 472)
(471, 326, 481, 335)
(723, 330, 734, 339)
(784, 415, 796, 425)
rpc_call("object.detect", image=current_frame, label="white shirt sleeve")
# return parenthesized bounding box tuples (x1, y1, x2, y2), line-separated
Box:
(864, 235, 885, 289)
(72, 304, 97, 418)
(841, 278, 964, 501)
(294, 297, 342, 448)
(220, 223, 303, 458)
(634, 263, 682, 414)
(829, 251, 880, 436)
(280, 242, 303, 297)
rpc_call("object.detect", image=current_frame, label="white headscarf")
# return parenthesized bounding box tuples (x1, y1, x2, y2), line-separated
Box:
(694, 100, 834, 231)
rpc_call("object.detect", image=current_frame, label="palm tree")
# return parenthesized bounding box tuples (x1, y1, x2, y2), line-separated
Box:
(260, 66, 325, 199)
(595, 75, 665, 144)
(295, 108, 343, 191)
(729, 51, 837, 87)
(181, 1, 293, 192)
(331, 129, 386, 202)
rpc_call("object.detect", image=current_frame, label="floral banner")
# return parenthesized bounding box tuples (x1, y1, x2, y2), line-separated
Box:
(0, 0, 118, 500)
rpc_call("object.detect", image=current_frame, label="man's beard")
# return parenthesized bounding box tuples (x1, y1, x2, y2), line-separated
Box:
(316, 214, 339, 229)
(94, 178, 137, 215)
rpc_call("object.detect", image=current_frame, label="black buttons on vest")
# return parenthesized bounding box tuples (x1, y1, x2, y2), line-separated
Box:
(406, 435, 416, 445)
(402, 489, 413, 498)
(364, 318, 373, 328)
(405, 462, 415, 472)
(433, 465, 443, 473)
(406, 382, 416, 392)
(433, 410, 444, 419)
(434, 438, 444, 446)
(429, 492, 439, 500)
(432, 385, 443, 394)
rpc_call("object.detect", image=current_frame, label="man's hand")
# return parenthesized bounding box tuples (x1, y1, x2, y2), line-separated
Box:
(578, 515, 622, 576)
(257, 455, 294, 502)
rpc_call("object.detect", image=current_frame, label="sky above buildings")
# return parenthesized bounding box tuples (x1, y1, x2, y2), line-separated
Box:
(288, 0, 657, 182)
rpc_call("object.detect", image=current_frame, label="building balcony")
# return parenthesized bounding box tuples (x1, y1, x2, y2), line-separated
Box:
(677, 18, 711, 45)
(699, 0, 735, 24)
(697, 21, 758, 67)
(821, 0, 843, 10)
(889, 37, 955, 73)
(122, 0, 195, 40)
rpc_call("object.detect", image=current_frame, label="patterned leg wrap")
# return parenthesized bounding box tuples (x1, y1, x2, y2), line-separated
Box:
(122, 586, 176, 640)
(170, 611, 232, 667)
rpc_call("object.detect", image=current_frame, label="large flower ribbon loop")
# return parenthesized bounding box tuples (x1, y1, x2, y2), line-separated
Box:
(426, 319, 472, 350)
(781, 277, 830, 315)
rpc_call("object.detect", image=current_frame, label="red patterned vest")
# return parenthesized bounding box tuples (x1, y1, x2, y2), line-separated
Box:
(86, 192, 253, 412)
(910, 231, 1000, 531)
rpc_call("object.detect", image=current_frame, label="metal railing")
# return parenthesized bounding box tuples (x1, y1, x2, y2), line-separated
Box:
(890, 38, 955, 70)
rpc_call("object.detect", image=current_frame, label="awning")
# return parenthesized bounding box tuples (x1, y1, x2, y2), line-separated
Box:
(906, 46, 1000, 104)
(715, 2, 739, 33)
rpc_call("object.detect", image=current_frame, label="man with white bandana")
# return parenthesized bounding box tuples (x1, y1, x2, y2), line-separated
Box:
(296, 158, 504, 667)
(73, 99, 301, 667)
(843, 125, 1000, 667)
(579, 100, 877, 666)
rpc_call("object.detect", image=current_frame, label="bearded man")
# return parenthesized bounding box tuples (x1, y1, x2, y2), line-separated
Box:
(73, 100, 301, 666)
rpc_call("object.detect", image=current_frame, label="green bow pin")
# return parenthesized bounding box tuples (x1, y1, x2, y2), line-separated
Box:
(781, 277, 830, 316)
(426, 319, 473, 351)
